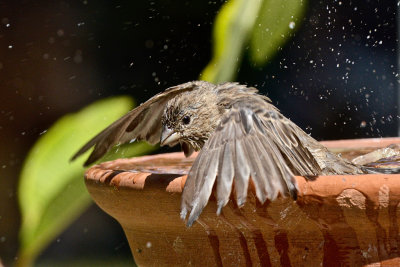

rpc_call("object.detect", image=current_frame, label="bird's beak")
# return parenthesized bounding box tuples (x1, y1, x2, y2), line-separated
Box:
(160, 126, 180, 147)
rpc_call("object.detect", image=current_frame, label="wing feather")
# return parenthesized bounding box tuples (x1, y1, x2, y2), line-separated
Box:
(181, 103, 318, 226)
(71, 81, 205, 166)
(244, 136, 269, 202)
(261, 111, 321, 175)
(216, 143, 234, 214)
(186, 149, 220, 226)
(233, 138, 251, 206)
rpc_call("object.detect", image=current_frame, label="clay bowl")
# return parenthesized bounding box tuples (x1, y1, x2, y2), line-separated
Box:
(85, 137, 400, 266)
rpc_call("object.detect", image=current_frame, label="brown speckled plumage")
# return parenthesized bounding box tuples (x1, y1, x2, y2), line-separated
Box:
(72, 81, 363, 226)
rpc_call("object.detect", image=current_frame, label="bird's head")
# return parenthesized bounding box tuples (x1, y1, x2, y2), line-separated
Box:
(160, 88, 220, 155)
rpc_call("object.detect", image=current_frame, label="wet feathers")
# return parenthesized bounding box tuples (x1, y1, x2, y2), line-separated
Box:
(72, 81, 362, 226)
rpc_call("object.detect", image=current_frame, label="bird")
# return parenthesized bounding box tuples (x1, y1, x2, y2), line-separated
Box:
(72, 81, 364, 226)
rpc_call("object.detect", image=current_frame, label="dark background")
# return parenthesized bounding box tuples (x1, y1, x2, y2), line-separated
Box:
(0, 0, 397, 265)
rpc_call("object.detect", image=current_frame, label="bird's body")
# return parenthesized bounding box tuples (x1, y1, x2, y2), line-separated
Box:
(72, 81, 363, 226)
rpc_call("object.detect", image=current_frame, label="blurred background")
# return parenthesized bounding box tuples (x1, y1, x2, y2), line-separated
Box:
(0, 0, 397, 266)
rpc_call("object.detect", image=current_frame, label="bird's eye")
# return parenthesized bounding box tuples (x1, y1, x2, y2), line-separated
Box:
(182, 115, 190, 125)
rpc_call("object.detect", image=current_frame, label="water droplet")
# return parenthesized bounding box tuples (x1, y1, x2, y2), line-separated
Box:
(57, 29, 64, 37)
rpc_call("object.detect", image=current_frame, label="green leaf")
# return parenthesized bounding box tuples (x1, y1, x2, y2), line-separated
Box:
(250, 0, 307, 65)
(201, 0, 263, 83)
(201, 0, 307, 83)
(17, 96, 155, 266)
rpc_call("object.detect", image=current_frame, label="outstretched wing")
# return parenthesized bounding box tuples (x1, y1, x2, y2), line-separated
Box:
(181, 102, 321, 226)
(72, 81, 207, 166)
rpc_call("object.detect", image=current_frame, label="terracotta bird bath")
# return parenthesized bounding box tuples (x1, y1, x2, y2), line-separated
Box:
(85, 137, 400, 266)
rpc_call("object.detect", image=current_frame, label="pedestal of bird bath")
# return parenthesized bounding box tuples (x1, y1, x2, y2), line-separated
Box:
(85, 137, 400, 266)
